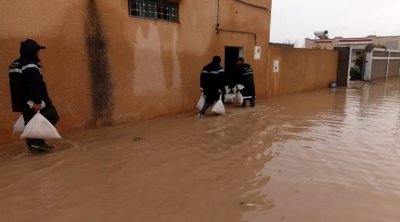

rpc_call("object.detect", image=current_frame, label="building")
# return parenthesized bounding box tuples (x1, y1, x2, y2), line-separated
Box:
(307, 35, 400, 82)
(0, 0, 272, 143)
(305, 35, 400, 50)
(0, 0, 339, 144)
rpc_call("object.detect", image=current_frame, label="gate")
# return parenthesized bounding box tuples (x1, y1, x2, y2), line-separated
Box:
(335, 47, 350, 86)
(364, 48, 400, 80)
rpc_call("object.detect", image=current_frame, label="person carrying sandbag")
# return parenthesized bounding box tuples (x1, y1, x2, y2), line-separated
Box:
(8, 39, 60, 153)
(199, 56, 225, 118)
(234, 57, 256, 107)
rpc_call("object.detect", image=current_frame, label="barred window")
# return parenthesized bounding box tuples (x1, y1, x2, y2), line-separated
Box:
(128, 0, 179, 22)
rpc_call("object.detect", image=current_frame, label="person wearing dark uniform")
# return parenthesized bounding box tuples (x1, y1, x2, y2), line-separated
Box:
(199, 56, 225, 117)
(8, 39, 60, 153)
(235, 57, 256, 107)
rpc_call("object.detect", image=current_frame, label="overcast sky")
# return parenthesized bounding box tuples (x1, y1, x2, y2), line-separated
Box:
(270, 0, 400, 47)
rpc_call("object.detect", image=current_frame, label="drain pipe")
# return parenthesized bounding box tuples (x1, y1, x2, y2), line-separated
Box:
(215, 0, 261, 45)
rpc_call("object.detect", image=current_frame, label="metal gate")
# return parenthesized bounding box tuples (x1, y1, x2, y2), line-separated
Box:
(335, 47, 350, 86)
(364, 48, 400, 80)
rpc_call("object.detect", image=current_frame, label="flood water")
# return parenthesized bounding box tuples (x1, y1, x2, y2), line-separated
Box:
(1, 78, 400, 222)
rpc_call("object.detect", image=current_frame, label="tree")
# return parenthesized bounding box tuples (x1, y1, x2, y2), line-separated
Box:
(350, 54, 364, 80)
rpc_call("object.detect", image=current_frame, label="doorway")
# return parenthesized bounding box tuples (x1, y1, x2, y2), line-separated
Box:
(224, 46, 243, 88)
(334, 47, 350, 86)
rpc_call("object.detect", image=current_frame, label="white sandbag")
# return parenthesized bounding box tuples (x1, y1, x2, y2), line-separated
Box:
(13, 115, 25, 133)
(21, 112, 61, 140)
(225, 85, 230, 94)
(212, 95, 225, 114)
(197, 93, 206, 111)
(224, 93, 235, 103)
(234, 91, 244, 105)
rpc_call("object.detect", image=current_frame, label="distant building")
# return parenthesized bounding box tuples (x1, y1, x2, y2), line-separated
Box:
(305, 35, 400, 50)
(307, 35, 400, 82)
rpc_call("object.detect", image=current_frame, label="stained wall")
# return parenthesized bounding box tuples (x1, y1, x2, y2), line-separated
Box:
(0, 0, 271, 143)
(0, 1, 338, 144)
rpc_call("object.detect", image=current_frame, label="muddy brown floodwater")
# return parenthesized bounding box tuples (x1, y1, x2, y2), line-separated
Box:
(1, 78, 400, 222)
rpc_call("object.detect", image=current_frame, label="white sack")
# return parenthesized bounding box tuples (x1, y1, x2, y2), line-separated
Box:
(224, 93, 235, 103)
(234, 91, 244, 105)
(225, 85, 230, 94)
(21, 112, 61, 140)
(13, 115, 25, 133)
(212, 95, 225, 114)
(197, 94, 206, 111)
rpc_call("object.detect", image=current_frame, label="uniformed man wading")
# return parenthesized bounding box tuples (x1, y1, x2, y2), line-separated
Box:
(8, 39, 60, 153)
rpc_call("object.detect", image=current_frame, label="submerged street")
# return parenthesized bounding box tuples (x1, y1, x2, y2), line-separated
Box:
(1, 78, 400, 222)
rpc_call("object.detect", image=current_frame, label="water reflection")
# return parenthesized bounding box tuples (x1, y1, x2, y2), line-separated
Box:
(1, 78, 400, 222)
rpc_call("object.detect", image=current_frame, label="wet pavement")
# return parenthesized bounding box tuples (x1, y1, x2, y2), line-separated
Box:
(1, 78, 400, 222)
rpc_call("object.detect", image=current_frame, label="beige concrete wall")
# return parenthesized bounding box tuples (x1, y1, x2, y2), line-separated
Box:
(0, 0, 271, 144)
(267, 46, 338, 96)
(372, 37, 400, 50)
(0, 0, 91, 143)
(305, 38, 336, 50)
(306, 36, 400, 50)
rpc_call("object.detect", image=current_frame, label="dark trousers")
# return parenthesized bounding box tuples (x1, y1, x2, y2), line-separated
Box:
(242, 99, 255, 107)
(200, 101, 214, 115)
(22, 105, 60, 147)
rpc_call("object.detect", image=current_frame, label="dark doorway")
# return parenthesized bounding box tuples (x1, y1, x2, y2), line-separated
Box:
(224, 47, 242, 88)
(334, 47, 350, 87)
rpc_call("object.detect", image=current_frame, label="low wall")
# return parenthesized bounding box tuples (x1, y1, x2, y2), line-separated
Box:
(267, 46, 338, 97)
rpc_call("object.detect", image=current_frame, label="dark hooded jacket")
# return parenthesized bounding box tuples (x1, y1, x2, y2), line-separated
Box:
(8, 39, 52, 112)
(200, 60, 225, 103)
(235, 63, 256, 100)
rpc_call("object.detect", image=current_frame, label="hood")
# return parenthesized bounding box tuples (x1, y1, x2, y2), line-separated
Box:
(211, 56, 221, 64)
(19, 39, 46, 58)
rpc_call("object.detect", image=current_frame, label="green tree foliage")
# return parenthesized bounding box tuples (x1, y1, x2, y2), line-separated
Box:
(350, 54, 364, 80)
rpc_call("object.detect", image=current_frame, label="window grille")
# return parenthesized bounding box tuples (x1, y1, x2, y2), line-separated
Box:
(128, 0, 179, 22)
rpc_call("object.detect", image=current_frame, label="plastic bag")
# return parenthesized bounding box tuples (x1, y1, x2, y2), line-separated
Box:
(197, 93, 205, 111)
(224, 93, 235, 103)
(225, 85, 230, 94)
(21, 112, 61, 140)
(234, 91, 244, 105)
(13, 115, 25, 133)
(211, 95, 225, 114)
